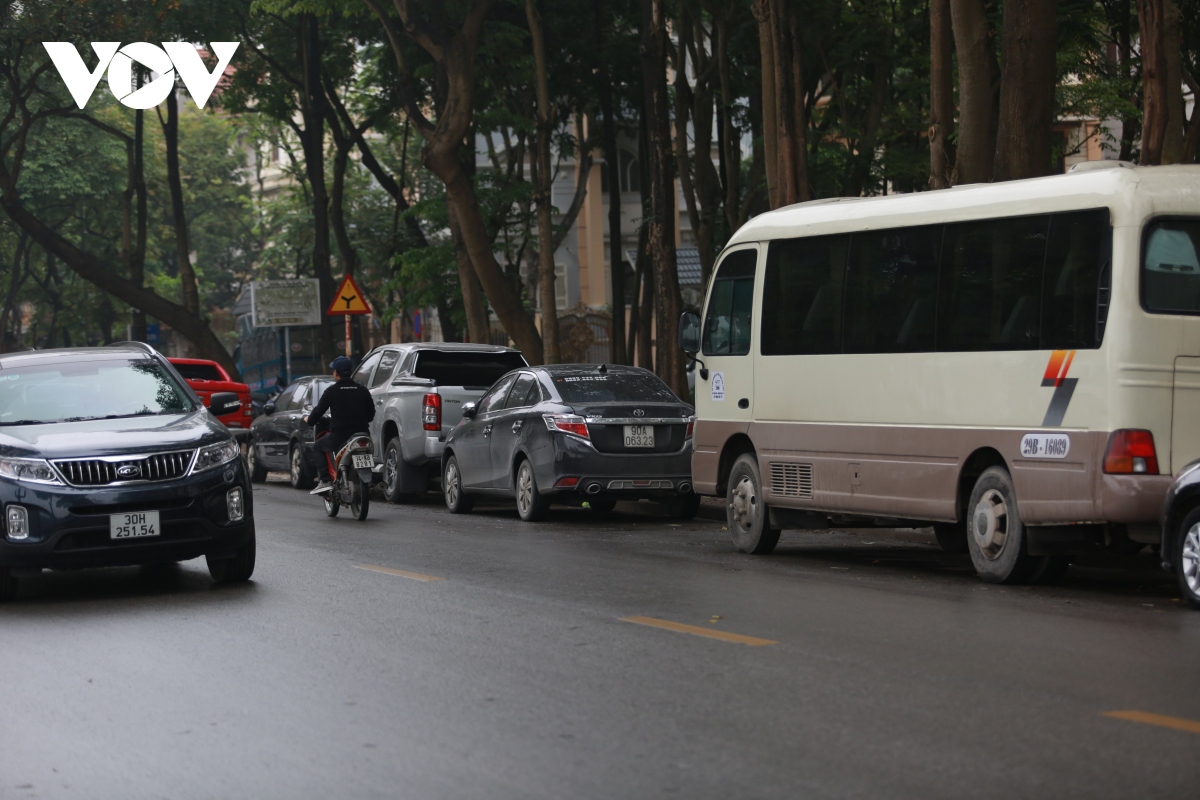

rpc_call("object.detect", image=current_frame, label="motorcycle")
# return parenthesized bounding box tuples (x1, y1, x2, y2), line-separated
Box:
(315, 429, 377, 521)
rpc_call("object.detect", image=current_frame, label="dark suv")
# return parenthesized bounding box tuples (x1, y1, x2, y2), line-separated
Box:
(0, 344, 256, 600)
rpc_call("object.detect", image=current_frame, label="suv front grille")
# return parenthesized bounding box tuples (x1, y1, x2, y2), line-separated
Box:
(54, 451, 194, 487)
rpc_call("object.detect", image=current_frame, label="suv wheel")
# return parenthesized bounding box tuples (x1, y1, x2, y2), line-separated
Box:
(207, 533, 256, 584)
(290, 444, 315, 490)
(0, 567, 17, 602)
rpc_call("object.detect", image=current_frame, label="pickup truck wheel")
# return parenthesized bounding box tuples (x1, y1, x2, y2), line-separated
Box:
(290, 444, 315, 490)
(246, 439, 267, 483)
(443, 455, 473, 513)
(382, 438, 416, 504)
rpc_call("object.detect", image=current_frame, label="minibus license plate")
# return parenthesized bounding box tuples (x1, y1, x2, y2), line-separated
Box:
(110, 511, 160, 539)
(623, 425, 654, 448)
(352, 454, 374, 469)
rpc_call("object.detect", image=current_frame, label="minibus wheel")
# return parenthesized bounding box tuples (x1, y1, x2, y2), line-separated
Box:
(1173, 507, 1200, 609)
(727, 454, 780, 555)
(966, 466, 1042, 584)
(932, 523, 968, 553)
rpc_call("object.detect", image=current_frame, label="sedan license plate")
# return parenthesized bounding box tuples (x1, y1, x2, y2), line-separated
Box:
(352, 454, 374, 469)
(110, 510, 160, 540)
(623, 425, 655, 448)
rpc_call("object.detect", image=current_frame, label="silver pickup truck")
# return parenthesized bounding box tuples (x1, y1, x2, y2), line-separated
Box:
(353, 343, 528, 502)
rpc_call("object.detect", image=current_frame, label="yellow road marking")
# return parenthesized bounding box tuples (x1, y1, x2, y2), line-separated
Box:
(1103, 710, 1200, 734)
(620, 616, 777, 646)
(354, 565, 445, 582)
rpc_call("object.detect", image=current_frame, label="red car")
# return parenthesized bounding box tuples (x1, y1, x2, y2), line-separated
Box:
(168, 358, 254, 430)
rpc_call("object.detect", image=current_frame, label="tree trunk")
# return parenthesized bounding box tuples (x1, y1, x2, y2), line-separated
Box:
(0, 192, 241, 377)
(526, 0, 561, 364)
(162, 85, 200, 322)
(993, 0, 1057, 181)
(929, 0, 956, 188)
(595, 0, 626, 364)
(446, 197, 490, 344)
(363, 0, 545, 361)
(949, 0, 999, 183)
(760, 1, 810, 205)
(636, 224, 654, 371)
(1139, 0, 1169, 165)
(0, 229, 28, 352)
(752, 0, 780, 208)
(1117, 1, 1139, 162)
(1162, 0, 1186, 163)
(716, 7, 742, 236)
(299, 13, 338, 363)
(329, 134, 361, 276)
(132, 103, 147, 342)
(640, 0, 686, 396)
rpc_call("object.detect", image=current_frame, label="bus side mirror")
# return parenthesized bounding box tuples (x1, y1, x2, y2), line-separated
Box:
(678, 311, 701, 354)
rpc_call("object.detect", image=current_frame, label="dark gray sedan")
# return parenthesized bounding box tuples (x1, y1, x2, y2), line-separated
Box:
(441, 365, 698, 521)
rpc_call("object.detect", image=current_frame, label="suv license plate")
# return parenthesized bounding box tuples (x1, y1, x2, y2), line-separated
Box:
(352, 454, 374, 469)
(110, 511, 160, 540)
(623, 425, 654, 448)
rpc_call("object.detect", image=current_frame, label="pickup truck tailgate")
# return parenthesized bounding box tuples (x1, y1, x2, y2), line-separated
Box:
(437, 386, 485, 432)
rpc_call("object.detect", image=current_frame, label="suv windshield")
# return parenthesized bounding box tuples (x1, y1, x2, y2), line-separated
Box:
(0, 358, 196, 425)
(551, 372, 680, 403)
(413, 351, 528, 389)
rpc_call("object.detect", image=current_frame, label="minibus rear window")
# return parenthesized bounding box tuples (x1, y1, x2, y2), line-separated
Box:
(1143, 219, 1200, 314)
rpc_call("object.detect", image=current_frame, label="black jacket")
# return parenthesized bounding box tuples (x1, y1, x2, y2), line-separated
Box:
(307, 376, 375, 435)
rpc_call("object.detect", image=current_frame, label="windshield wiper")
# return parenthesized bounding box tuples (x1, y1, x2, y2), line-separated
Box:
(0, 419, 51, 426)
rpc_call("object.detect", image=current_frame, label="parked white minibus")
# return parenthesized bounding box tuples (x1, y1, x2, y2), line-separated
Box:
(679, 163, 1200, 584)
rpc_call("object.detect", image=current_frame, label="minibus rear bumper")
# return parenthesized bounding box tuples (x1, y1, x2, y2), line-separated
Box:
(1097, 473, 1174, 523)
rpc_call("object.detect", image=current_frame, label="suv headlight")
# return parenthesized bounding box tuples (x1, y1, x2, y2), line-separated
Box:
(0, 456, 63, 485)
(192, 440, 240, 473)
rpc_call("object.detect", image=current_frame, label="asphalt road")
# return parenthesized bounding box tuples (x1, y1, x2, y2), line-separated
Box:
(3, 477, 1200, 800)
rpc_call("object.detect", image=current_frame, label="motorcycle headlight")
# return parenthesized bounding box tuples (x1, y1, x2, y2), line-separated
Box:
(0, 456, 63, 485)
(192, 440, 240, 473)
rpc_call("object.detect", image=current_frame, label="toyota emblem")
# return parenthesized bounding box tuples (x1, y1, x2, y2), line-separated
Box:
(633, 409, 645, 417)
(116, 464, 141, 479)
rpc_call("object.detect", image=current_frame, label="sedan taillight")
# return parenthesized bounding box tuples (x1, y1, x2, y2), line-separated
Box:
(423, 393, 442, 431)
(543, 414, 590, 439)
(685, 415, 695, 439)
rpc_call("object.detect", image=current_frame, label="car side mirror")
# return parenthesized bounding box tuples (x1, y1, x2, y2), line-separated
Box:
(263, 399, 276, 415)
(462, 402, 477, 420)
(678, 311, 701, 354)
(210, 392, 241, 417)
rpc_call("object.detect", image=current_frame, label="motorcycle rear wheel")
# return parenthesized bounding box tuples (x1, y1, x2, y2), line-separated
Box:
(351, 480, 370, 521)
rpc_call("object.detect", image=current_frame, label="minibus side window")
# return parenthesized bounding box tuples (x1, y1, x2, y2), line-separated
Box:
(1043, 209, 1110, 348)
(1142, 218, 1200, 315)
(938, 215, 1047, 351)
(844, 226, 940, 353)
(703, 250, 756, 356)
(761, 235, 848, 355)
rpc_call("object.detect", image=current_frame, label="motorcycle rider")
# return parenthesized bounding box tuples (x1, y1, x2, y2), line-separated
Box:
(306, 356, 375, 495)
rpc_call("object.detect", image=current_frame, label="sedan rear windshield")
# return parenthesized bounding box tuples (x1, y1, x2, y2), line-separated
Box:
(173, 362, 224, 381)
(413, 351, 528, 388)
(0, 359, 196, 425)
(551, 372, 680, 403)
